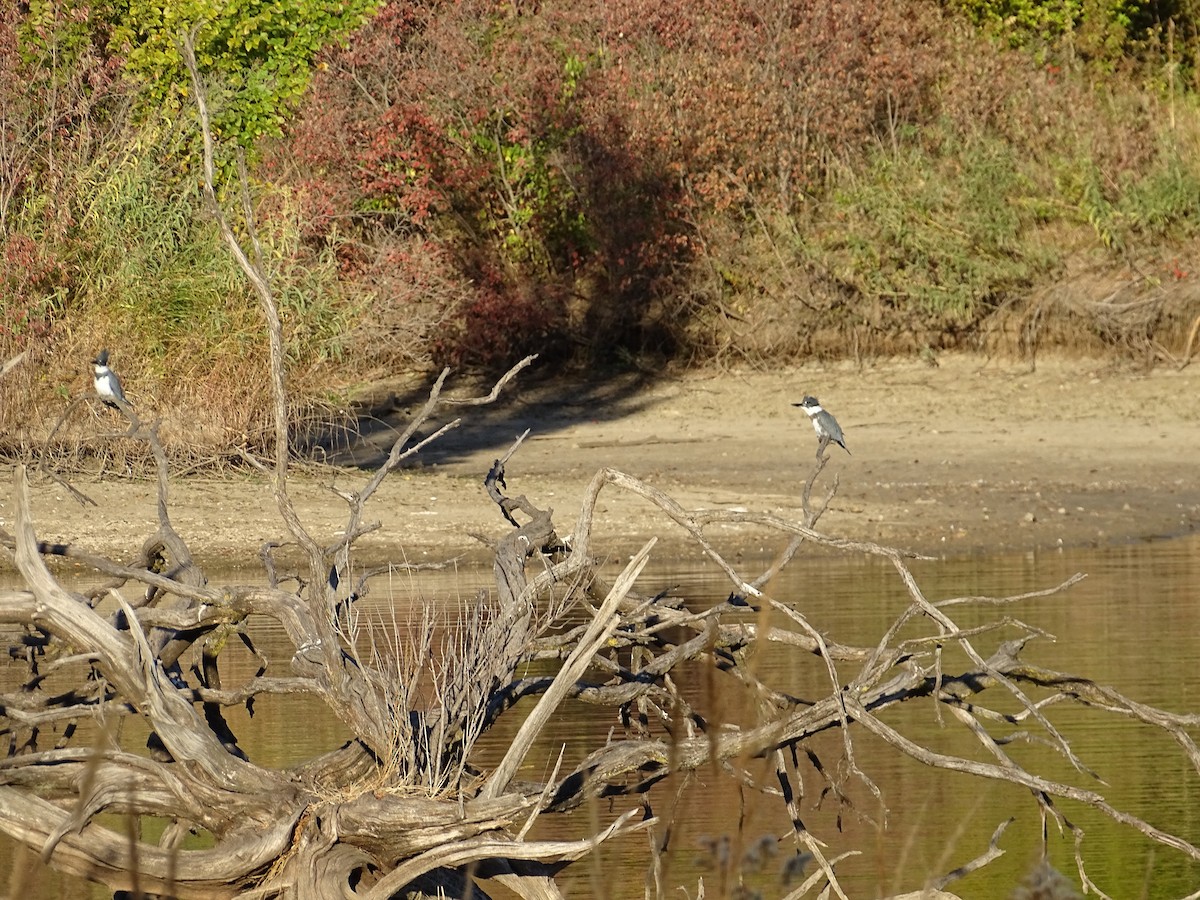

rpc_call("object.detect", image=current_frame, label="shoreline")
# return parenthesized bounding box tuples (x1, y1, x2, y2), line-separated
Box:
(3, 354, 1198, 572)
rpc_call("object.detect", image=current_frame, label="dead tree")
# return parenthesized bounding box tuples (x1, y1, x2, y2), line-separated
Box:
(1, 34, 1199, 900)
(6, 384, 1200, 899)
(5, 386, 1200, 899)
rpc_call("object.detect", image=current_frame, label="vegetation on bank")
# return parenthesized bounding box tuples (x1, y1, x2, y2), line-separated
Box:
(2, 0, 1200, 455)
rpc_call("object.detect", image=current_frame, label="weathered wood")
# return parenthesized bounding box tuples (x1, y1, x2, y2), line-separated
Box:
(8, 429, 1200, 897)
(482, 538, 655, 801)
(0, 786, 293, 897)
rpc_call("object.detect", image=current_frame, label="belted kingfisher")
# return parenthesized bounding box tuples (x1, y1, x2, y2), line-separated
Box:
(91, 349, 129, 410)
(793, 395, 849, 454)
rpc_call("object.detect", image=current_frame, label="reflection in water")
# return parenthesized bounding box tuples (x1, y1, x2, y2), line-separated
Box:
(588, 537, 1200, 899)
(3, 538, 1199, 897)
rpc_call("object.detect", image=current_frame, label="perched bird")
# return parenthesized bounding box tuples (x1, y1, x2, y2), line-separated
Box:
(793, 395, 849, 454)
(92, 349, 130, 410)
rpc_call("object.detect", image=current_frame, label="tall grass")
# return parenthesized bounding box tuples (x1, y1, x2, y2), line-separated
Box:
(813, 131, 1059, 322)
(70, 129, 249, 360)
(0, 121, 359, 461)
(1109, 144, 1200, 244)
(665, 84, 1200, 366)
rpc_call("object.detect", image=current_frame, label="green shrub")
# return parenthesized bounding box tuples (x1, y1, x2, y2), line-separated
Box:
(1, 115, 356, 430)
(1053, 112, 1200, 249)
(66, 128, 248, 357)
(109, 0, 382, 150)
(1118, 150, 1200, 239)
(950, 0, 1137, 65)
(814, 133, 1058, 320)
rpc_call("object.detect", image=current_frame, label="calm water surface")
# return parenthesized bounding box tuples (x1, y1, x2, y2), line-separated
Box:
(3, 537, 1199, 898)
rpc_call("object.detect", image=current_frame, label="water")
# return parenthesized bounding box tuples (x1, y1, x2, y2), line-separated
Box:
(541, 538, 1200, 898)
(3, 537, 1199, 898)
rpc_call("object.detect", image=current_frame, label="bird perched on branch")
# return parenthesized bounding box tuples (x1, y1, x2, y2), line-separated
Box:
(793, 395, 849, 455)
(92, 349, 130, 410)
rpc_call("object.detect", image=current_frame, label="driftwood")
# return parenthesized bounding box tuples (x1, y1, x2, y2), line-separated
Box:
(5, 393, 1200, 899)
(1, 34, 1199, 900)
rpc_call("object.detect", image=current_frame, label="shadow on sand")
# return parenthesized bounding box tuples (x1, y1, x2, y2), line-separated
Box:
(306, 364, 665, 472)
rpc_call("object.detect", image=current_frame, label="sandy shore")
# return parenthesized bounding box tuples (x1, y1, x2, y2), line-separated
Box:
(4, 354, 1199, 570)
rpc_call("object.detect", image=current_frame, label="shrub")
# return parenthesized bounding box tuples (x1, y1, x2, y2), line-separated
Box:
(949, 0, 1137, 65)
(280, 0, 964, 366)
(0, 234, 66, 348)
(281, 0, 675, 366)
(108, 0, 381, 150)
(814, 132, 1058, 321)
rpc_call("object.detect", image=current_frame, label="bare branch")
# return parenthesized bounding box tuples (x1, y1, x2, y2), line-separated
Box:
(844, 695, 1200, 860)
(482, 538, 656, 800)
(0, 351, 27, 381)
(181, 31, 320, 579)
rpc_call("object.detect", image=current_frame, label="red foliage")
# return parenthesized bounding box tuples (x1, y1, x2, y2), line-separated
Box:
(0, 4, 129, 244)
(0, 234, 66, 346)
(594, 0, 942, 206)
(276, 0, 953, 367)
(431, 268, 567, 370)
